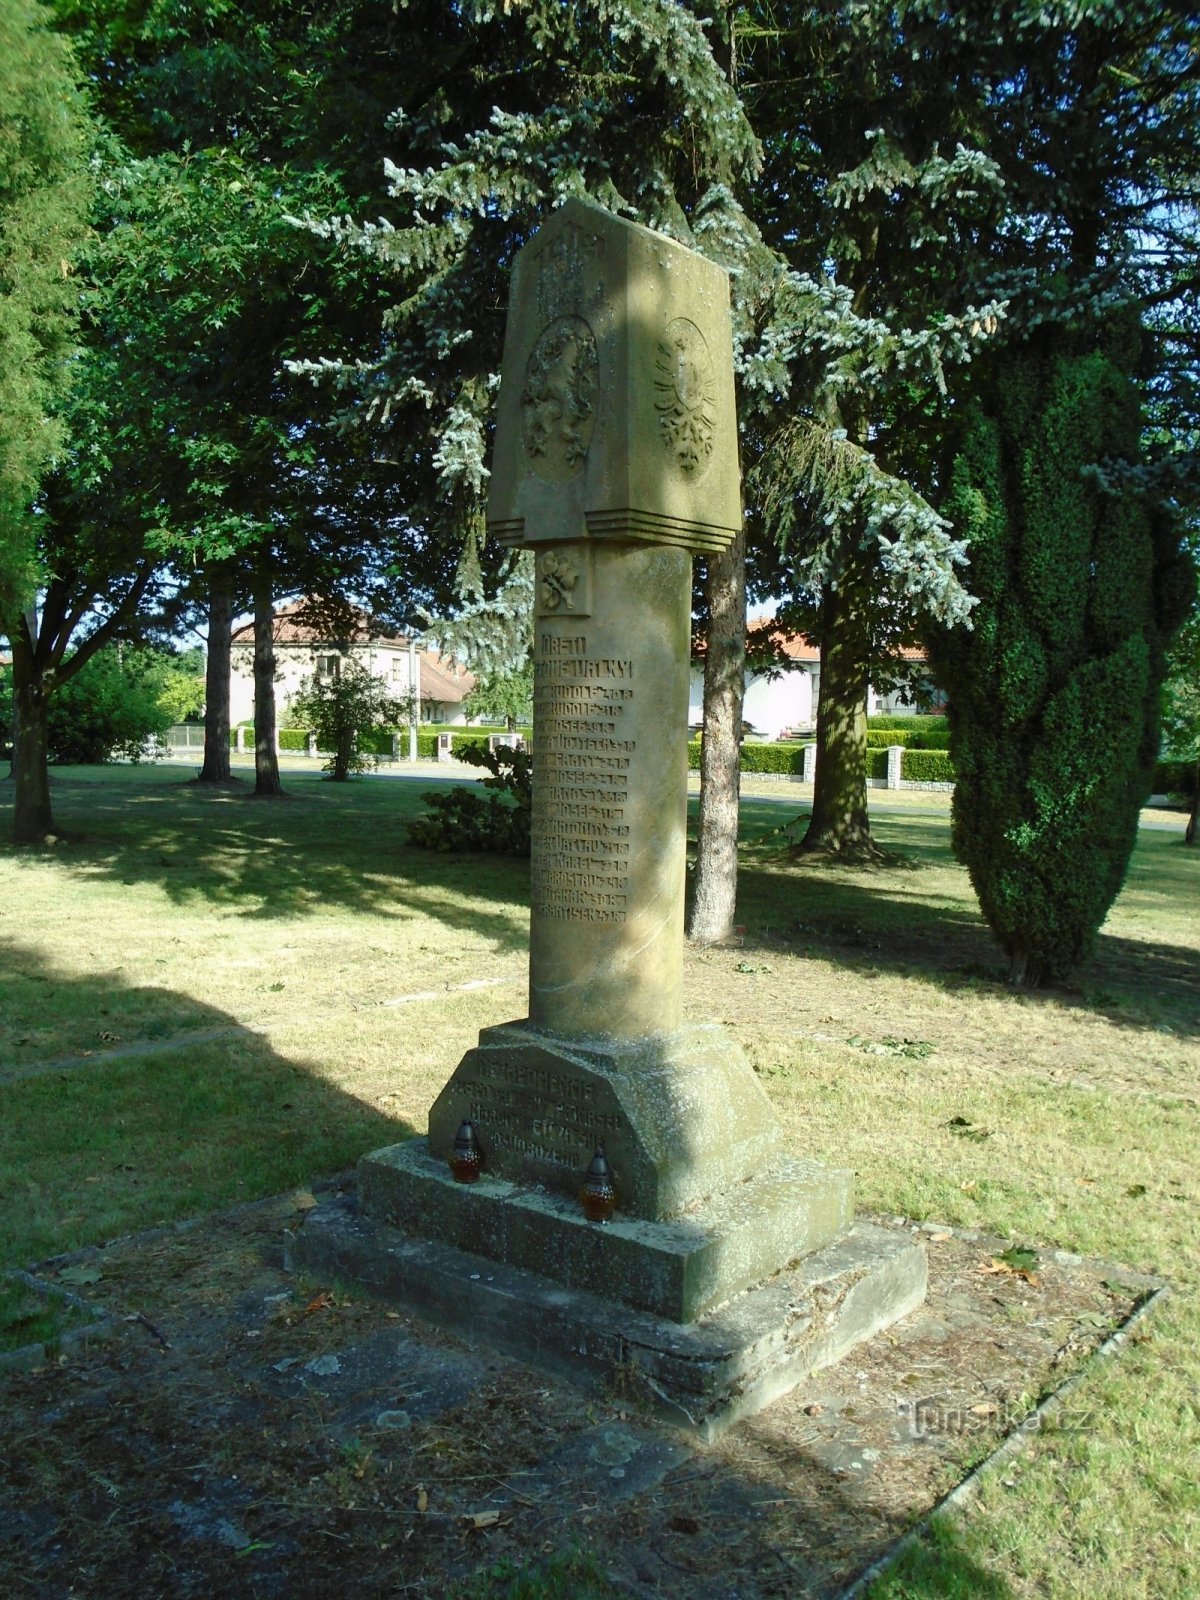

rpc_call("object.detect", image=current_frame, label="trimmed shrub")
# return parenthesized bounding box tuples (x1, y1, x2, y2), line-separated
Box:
(865, 720, 951, 749)
(902, 748, 956, 783)
(355, 727, 396, 756)
(927, 320, 1194, 984)
(279, 728, 308, 752)
(740, 742, 806, 774)
(867, 714, 949, 734)
(687, 738, 702, 770)
(866, 747, 888, 780)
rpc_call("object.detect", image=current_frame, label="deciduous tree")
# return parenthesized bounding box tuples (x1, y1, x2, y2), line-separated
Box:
(289, 656, 410, 782)
(0, 0, 91, 610)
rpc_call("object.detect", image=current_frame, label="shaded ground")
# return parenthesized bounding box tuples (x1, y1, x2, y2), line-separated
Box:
(0, 1181, 1157, 1600)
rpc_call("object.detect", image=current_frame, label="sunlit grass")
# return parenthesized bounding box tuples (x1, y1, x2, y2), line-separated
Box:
(1, 759, 1197, 1597)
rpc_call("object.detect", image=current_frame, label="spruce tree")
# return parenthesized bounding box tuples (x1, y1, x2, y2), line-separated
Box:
(931, 318, 1194, 985)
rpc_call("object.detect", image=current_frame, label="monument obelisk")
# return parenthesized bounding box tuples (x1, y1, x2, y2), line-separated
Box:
(296, 201, 926, 1430)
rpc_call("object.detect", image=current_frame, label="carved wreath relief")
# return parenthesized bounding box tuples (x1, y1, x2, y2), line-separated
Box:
(521, 315, 598, 484)
(654, 317, 716, 475)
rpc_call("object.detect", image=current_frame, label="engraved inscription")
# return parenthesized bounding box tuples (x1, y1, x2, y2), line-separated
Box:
(654, 316, 716, 475)
(533, 633, 636, 924)
(463, 1057, 630, 1172)
(522, 316, 597, 483)
(532, 221, 604, 322)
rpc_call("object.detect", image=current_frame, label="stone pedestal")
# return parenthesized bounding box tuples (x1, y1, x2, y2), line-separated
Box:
(427, 1022, 781, 1221)
(294, 201, 924, 1425)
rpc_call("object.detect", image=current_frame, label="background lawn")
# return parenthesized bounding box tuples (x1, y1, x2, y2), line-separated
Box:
(1, 761, 1197, 1598)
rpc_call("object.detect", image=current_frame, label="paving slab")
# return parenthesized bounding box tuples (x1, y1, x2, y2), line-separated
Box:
(0, 1182, 1165, 1600)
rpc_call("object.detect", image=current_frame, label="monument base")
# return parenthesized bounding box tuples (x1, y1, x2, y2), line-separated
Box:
(288, 1191, 927, 1442)
(359, 1136, 853, 1323)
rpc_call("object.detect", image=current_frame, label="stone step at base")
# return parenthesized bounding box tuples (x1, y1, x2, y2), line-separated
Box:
(287, 1193, 927, 1443)
(358, 1137, 854, 1323)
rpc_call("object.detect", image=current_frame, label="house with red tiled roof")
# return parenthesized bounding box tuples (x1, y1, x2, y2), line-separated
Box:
(228, 600, 476, 727)
(687, 619, 942, 740)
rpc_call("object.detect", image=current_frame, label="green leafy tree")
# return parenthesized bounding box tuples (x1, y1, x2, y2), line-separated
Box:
(288, 656, 411, 782)
(153, 646, 206, 724)
(49, 0, 461, 798)
(45, 645, 176, 763)
(1, 642, 192, 764)
(463, 659, 534, 732)
(0, 0, 91, 609)
(1162, 602, 1200, 845)
(929, 319, 1194, 985)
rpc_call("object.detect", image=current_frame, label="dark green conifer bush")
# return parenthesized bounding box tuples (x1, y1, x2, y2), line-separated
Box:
(931, 320, 1193, 984)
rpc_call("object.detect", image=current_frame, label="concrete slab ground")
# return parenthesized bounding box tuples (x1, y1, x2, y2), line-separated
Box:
(0, 1178, 1165, 1599)
(290, 1188, 926, 1441)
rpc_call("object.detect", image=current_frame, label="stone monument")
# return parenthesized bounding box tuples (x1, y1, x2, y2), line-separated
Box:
(292, 200, 926, 1433)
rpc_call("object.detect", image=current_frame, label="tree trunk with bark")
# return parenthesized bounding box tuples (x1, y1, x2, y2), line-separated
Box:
(800, 568, 877, 858)
(252, 557, 282, 797)
(688, 525, 746, 945)
(4, 563, 155, 844)
(9, 628, 54, 842)
(198, 568, 233, 783)
(1186, 764, 1199, 846)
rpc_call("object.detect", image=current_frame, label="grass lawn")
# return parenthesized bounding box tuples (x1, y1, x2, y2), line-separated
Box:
(1, 760, 1197, 1598)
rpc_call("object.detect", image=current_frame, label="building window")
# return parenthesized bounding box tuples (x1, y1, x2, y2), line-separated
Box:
(316, 653, 341, 681)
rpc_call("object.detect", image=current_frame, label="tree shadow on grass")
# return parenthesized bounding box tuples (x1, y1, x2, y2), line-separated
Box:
(728, 816, 1200, 1044)
(0, 945, 414, 1270)
(0, 937, 1022, 1600)
(0, 767, 530, 953)
(0, 946, 1024, 1600)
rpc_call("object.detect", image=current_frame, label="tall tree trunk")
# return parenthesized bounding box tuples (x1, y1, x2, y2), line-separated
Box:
(689, 525, 746, 944)
(9, 627, 54, 843)
(252, 556, 282, 797)
(1186, 763, 1199, 846)
(800, 568, 876, 858)
(198, 567, 233, 783)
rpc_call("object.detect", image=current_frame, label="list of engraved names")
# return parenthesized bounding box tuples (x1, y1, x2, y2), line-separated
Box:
(533, 632, 634, 923)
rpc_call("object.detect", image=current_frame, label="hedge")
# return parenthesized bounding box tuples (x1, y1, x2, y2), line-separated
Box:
(865, 725, 952, 749)
(279, 728, 308, 752)
(867, 747, 888, 780)
(867, 714, 949, 734)
(901, 748, 956, 783)
(740, 742, 807, 775)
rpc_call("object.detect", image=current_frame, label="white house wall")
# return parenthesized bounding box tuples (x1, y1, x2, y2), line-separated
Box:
(229, 642, 419, 727)
(687, 665, 816, 741)
(685, 662, 930, 737)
